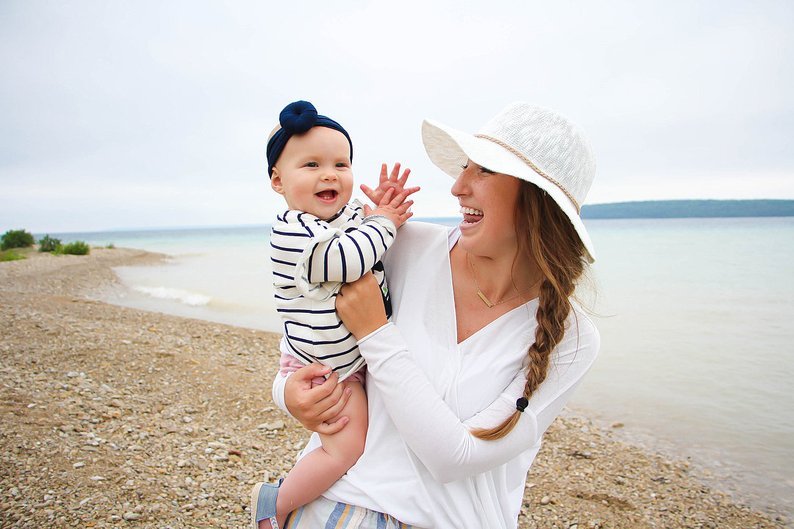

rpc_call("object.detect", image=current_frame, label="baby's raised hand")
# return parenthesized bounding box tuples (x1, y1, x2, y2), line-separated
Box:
(361, 163, 420, 207)
(364, 187, 415, 228)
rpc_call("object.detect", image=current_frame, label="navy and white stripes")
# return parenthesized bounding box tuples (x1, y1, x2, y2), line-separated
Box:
(270, 200, 395, 381)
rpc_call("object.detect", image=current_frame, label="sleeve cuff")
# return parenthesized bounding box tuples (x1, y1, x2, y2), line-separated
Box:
(363, 214, 397, 233)
(356, 321, 394, 345)
(271, 371, 294, 417)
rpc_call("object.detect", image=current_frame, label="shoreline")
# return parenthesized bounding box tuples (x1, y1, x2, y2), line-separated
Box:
(0, 249, 788, 528)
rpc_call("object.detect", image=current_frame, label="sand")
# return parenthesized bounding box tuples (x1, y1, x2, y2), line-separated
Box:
(0, 248, 788, 528)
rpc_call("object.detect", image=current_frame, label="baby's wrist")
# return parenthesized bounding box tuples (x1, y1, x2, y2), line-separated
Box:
(367, 210, 399, 228)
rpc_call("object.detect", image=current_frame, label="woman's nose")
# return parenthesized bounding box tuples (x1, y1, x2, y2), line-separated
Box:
(451, 169, 469, 197)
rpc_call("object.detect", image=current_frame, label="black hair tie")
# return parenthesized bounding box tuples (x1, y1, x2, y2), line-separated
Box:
(516, 397, 529, 413)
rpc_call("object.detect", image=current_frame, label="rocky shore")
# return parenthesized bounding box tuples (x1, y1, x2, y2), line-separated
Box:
(0, 249, 788, 528)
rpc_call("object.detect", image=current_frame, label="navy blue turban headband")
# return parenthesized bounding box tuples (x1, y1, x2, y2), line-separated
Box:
(266, 100, 353, 178)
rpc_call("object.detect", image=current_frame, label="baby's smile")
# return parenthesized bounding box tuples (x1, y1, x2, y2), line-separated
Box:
(316, 190, 339, 202)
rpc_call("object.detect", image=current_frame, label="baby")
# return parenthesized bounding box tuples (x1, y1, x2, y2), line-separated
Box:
(251, 100, 418, 529)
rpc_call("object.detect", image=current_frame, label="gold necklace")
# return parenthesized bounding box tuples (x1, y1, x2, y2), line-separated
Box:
(467, 253, 541, 308)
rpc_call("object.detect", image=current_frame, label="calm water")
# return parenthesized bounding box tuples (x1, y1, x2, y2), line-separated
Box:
(51, 217, 794, 517)
(573, 217, 794, 518)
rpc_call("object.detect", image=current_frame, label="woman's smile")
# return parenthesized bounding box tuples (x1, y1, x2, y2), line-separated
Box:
(459, 206, 484, 227)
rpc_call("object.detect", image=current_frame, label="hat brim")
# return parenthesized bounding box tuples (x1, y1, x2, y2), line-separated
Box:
(421, 119, 596, 263)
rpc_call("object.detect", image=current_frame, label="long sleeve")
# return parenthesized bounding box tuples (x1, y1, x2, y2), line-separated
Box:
(271, 209, 395, 301)
(462, 363, 528, 431)
(357, 317, 599, 483)
(268, 347, 527, 434)
(271, 370, 291, 416)
(303, 215, 395, 286)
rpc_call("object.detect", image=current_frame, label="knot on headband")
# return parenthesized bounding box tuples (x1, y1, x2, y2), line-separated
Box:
(266, 100, 353, 178)
(280, 100, 319, 135)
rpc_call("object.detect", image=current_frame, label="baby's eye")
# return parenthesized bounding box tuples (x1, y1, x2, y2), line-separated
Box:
(479, 165, 495, 174)
(305, 161, 319, 168)
(336, 162, 349, 168)
(461, 163, 469, 169)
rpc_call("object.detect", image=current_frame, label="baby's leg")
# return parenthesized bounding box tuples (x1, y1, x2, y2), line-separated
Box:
(265, 380, 368, 528)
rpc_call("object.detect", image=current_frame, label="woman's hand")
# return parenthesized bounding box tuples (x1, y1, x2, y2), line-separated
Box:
(284, 363, 353, 435)
(336, 273, 389, 339)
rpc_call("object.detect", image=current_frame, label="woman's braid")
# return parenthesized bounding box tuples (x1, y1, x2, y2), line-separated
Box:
(472, 182, 586, 441)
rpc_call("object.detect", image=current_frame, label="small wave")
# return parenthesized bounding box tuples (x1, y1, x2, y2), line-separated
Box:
(132, 286, 211, 306)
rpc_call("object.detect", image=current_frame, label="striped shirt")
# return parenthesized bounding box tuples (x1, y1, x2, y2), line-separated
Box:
(270, 200, 396, 381)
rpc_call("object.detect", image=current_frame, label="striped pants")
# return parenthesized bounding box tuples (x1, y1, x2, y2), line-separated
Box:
(285, 496, 415, 529)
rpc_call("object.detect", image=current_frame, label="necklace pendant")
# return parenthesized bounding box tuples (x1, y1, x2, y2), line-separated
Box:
(477, 290, 495, 308)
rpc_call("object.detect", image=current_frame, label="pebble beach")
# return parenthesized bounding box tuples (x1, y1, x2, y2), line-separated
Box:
(0, 248, 788, 529)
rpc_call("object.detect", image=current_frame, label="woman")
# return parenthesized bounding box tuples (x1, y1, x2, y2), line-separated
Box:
(270, 102, 600, 528)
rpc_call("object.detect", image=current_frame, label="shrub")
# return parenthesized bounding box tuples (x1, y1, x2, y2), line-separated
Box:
(38, 235, 62, 252)
(1, 229, 35, 250)
(61, 241, 90, 255)
(0, 249, 26, 262)
(105, 243, 115, 249)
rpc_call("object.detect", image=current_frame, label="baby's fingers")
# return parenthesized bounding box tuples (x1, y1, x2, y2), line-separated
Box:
(389, 162, 402, 183)
(403, 186, 421, 198)
(397, 167, 411, 187)
(388, 188, 413, 208)
(377, 187, 396, 206)
(360, 183, 379, 203)
(398, 210, 414, 224)
(394, 200, 414, 214)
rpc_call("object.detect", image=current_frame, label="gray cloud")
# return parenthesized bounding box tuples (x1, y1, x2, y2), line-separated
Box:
(1, 0, 792, 232)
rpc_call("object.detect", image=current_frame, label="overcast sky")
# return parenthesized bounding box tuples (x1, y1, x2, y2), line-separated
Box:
(1, 0, 792, 233)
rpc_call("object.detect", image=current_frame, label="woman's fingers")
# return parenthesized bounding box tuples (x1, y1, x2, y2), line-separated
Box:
(317, 385, 353, 423)
(314, 415, 349, 436)
(309, 370, 340, 400)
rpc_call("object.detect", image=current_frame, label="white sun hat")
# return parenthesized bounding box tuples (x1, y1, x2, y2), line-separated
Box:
(422, 102, 597, 262)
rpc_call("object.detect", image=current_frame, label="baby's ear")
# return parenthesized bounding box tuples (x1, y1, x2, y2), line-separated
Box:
(270, 169, 284, 195)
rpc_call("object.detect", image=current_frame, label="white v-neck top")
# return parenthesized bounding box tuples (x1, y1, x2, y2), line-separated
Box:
(272, 222, 599, 529)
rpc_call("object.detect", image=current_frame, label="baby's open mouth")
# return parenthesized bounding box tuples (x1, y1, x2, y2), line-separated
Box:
(316, 190, 339, 201)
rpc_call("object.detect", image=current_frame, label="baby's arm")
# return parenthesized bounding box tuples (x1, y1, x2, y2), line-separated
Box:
(275, 210, 396, 298)
(302, 215, 396, 286)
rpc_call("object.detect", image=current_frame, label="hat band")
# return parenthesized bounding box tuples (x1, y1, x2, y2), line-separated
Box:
(474, 134, 581, 212)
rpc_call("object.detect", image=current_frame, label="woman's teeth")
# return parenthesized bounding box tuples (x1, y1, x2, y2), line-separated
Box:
(460, 206, 483, 216)
(460, 206, 483, 226)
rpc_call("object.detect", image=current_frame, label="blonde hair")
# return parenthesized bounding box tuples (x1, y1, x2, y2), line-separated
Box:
(471, 181, 589, 440)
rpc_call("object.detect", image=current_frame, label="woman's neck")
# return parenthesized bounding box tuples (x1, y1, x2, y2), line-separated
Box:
(453, 244, 542, 307)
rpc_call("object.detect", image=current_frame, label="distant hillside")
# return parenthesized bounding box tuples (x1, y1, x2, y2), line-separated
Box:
(581, 200, 794, 219)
